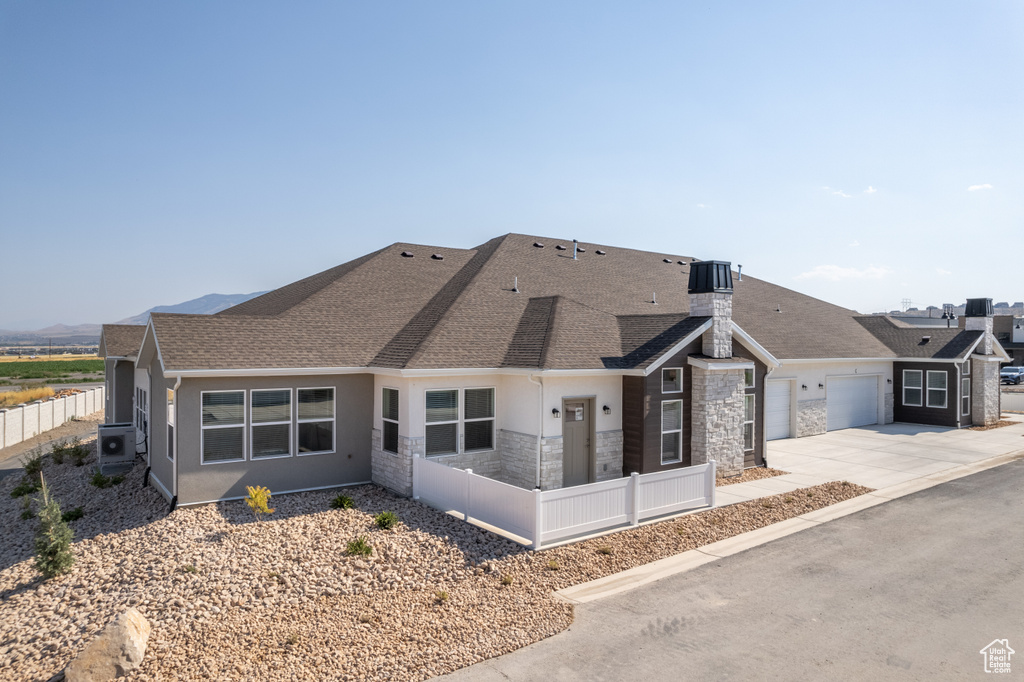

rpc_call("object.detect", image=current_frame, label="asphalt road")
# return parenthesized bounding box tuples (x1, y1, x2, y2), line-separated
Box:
(439, 459, 1024, 681)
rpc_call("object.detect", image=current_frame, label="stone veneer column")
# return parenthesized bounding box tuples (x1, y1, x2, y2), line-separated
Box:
(370, 430, 418, 497)
(690, 364, 746, 476)
(965, 316, 994, 355)
(689, 291, 733, 359)
(971, 358, 1001, 426)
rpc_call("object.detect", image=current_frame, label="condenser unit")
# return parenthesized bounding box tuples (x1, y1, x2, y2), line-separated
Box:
(97, 423, 136, 468)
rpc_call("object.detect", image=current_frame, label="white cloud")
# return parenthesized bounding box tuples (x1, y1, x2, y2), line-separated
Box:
(848, 240, 860, 247)
(936, 268, 952, 275)
(696, 203, 707, 209)
(795, 264, 892, 282)
(968, 183, 993, 191)
(864, 186, 877, 194)
(832, 190, 852, 198)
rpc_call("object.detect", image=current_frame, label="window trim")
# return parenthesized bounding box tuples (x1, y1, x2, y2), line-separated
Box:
(660, 399, 683, 464)
(296, 386, 336, 457)
(926, 370, 948, 409)
(661, 368, 683, 394)
(200, 389, 247, 466)
(961, 377, 971, 416)
(382, 386, 400, 455)
(250, 388, 293, 460)
(902, 370, 923, 407)
(166, 388, 175, 462)
(743, 394, 755, 452)
(463, 386, 496, 453)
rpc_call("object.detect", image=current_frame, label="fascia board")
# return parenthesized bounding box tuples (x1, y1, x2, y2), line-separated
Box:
(731, 322, 781, 368)
(642, 319, 714, 376)
(164, 366, 646, 379)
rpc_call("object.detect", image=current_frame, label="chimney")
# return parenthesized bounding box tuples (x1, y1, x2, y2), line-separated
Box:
(964, 297, 994, 354)
(688, 260, 734, 358)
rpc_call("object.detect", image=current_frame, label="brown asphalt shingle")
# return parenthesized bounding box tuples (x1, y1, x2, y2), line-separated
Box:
(98, 324, 146, 358)
(147, 233, 926, 372)
(854, 316, 982, 359)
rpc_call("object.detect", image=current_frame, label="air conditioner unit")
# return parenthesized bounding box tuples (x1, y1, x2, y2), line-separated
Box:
(97, 423, 136, 468)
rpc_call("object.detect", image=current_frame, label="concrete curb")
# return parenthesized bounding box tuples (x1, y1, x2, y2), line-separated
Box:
(556, 447, 1024, 605)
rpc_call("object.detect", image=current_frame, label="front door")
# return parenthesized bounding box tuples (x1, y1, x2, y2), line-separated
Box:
(562, 399, 592, 487)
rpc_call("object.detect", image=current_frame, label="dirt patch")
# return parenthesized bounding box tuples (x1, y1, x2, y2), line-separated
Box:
(0, 410, 103, 476)
(0, 447, 872, 682)
(968, 420, 1019, 431)
(717, 466, 787, 487)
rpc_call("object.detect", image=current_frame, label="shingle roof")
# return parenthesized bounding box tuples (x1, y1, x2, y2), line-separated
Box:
(98, 324, 146, 358)
(148, 233, 916, 372)
(854, 316, 981, 359)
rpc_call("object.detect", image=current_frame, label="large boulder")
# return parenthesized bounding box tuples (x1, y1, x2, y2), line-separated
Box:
(64, 608, 151, 681)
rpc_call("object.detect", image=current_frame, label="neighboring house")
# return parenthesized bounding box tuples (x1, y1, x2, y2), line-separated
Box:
(99, 234, 1008, 507)
(97, 324, 148, 430)
(992, 314, 1024, 366)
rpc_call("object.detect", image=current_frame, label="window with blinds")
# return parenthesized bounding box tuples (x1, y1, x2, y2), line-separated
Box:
(167, 388, 175, 462)
(661, 400, 682, 464)
(251, 389, 291, 458)
(743, 395, 755, 451)
(464, 388, 494, 452)
(425, 389, 458, 456)
(903, 370, 923, 407)
(926, 371, 947, 409)
(201, 391, 245, 463)
(298, 388, 334, 454)
(962, 378, 971, 416)
(382, 387, 399, 454)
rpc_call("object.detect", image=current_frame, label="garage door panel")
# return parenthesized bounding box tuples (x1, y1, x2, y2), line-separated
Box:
(766, 381, 792, 440)
(826, 376, 878, 431)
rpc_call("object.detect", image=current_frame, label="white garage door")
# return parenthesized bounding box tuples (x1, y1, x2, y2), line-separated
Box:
(766, 380, 792, 440)
(826, 376, 878, 431)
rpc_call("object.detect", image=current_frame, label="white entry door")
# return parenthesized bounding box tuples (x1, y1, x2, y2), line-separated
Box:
(826, 376, 878, 431)
(765, 380, 792, 440)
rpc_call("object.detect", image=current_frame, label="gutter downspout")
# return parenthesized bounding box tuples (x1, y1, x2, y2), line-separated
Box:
(527, 373, 543, 489)
(170, 374, 181, 511)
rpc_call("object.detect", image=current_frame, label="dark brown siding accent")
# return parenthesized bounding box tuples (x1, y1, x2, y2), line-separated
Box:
(622, 375, 646, 475)
(893, 362, 961, 428)
(733, 345, 767, 468)
(635, 337, 702, 473)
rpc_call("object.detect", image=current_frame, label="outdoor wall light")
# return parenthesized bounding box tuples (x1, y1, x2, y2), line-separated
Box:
(887, 378, 893, 384)
(801, 384, 808, 390)
(818, 383, 824, 389)
(551, 408, 561, 418)
(603, 405, 611, 415)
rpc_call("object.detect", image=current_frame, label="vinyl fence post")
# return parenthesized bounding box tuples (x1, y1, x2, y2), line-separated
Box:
(630, 472, 641, 526)
(464, 469, 473, 522)
(709, 459, 716, 507)
(532, 488, 543, 550)
(412, 453, 420, 501)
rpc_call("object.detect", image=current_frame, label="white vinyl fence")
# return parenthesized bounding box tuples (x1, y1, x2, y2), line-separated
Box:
(1003, 391, 1024, 413)
(413, 453, 715, 549)
(0, 387, 104, 450)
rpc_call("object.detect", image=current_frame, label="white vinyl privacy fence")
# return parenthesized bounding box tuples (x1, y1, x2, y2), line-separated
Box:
(413, 454, 715, 549)
(0, 387, 104, 450)
(1003, 391, 1024, 413)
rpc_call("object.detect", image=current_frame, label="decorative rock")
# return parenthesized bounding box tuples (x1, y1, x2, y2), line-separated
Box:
(64, 608, 151, 681)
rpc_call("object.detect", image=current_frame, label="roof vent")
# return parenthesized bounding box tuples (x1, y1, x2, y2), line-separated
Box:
(555, 245, 567, 251)
(401, 251, 414, 258)
(431, 254, 444, 261)
(576, 247, 586, 253)
(595, 249, 606, 255)
(663, 258, 672, 263)
(534, 242, 544, 248)
(688, 260, 734, 294)
(677, 260, 685, 265)
(921, 335, 931, 344)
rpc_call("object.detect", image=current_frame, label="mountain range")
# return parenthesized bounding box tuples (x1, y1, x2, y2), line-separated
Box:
(0, 292, 267, 344)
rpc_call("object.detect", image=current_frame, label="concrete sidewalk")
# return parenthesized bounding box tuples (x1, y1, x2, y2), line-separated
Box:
(714, 415, 1024, 506)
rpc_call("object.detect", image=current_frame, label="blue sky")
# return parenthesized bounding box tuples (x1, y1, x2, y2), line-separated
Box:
(1, 1, 1021, 329)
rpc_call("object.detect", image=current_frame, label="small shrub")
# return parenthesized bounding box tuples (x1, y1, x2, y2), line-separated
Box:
(21, 450, 44, 477)
(21, 496, 34, 521)
(244, 485, 275, 522)
(805, 490, 815, 498)
(68, 437, 89, 467)
(180, 564, 198, 574)
(374, 511, 399, 530)
(330, 494, 354, 509)
(90, 470, 125, 489)
(50, 441, 68, 465)
(500, 574, 514, 586)
(285, 632, 300, 646)
(357, 613, 374, 624)
(61, 507, 84, 523)
(547, 560, 560, 571)
(760, 501, 774, 510)
(434, 590, 449, 604)
(346, 535, 372, 557)
(596, 545, 613, 556)
(783, 496, 794, 503)
(11, 477, 40, 498)
(34, 474, 75, 579)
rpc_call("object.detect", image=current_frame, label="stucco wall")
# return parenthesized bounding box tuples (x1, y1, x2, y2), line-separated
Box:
(771, 360, 893, 435)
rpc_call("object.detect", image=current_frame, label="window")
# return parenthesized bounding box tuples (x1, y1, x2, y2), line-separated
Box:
(743, 395, 755, 451)
(744, 368, 755, 389)
(662, 368, 682, 393)
(464, 388, 495, 451)
(135, 387, 148, 439)
(382, 388, 399, 454)
(298, 388, 334, 455)
(201, 391, 245, 464)
(167, 388, 175, 462)
(251, 389, 291, 459)
(425, 390, 459, 456)
(661, 400, 682, 464)
(903, 370, 923, 407)
(926, 371, 947, 409)
(962, 361, 970, 375)
(962, 378, 971, 415)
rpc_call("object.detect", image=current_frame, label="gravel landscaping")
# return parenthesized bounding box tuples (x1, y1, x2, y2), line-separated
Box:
(716, 466, 787, 486)
(0, 438, 871, 681)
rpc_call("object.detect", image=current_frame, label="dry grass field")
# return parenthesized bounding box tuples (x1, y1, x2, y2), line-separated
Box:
(0, 354, 99, 363)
